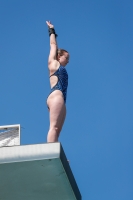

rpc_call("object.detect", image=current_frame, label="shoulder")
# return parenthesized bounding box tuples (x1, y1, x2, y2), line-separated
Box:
(48, 60, 60, 75)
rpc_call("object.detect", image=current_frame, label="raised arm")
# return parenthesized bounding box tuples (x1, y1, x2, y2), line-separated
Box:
(46, 21, 58, 65)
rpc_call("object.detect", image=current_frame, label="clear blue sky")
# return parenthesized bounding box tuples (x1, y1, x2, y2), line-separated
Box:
(0, 0, 133, 199)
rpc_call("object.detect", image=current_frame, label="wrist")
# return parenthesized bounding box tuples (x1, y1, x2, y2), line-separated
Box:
(48, 27, 58, 38)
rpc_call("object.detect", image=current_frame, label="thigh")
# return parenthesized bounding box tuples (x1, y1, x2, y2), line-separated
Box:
(48, 97, 66, 129)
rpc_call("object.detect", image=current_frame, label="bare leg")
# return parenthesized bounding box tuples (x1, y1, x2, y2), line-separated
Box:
(47, 96, 66, 143)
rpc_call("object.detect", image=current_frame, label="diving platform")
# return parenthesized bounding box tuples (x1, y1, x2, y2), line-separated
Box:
(0, 142, 81, 200)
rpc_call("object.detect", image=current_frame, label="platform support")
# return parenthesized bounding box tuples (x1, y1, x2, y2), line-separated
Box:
(0, 142, 81, 200)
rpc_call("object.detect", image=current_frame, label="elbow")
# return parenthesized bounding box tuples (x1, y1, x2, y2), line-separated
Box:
(50, 42, 57, 47)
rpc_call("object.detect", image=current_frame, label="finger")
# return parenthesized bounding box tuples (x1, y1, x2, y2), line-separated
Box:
(46, 21, 50, 26)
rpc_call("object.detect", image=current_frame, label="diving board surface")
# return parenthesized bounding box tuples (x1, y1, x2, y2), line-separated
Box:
(0, 142, 81, 200)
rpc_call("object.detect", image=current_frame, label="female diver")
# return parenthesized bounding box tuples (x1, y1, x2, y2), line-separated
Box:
(46, 21, 69, 143)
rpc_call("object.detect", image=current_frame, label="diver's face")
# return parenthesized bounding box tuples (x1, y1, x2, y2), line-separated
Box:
(59, 52, 69, 66)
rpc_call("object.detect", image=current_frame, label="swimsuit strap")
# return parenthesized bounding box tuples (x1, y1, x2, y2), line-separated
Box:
(49, 66, 61, 78)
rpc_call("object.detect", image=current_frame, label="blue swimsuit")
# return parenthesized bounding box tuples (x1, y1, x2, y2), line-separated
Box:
(49, 66, 68, 103)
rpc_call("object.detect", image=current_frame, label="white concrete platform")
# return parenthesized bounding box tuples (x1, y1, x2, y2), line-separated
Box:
(0, 143, 81, 200)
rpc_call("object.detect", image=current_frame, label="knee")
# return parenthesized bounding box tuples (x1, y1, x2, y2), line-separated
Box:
(50, 125, 61, 135)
